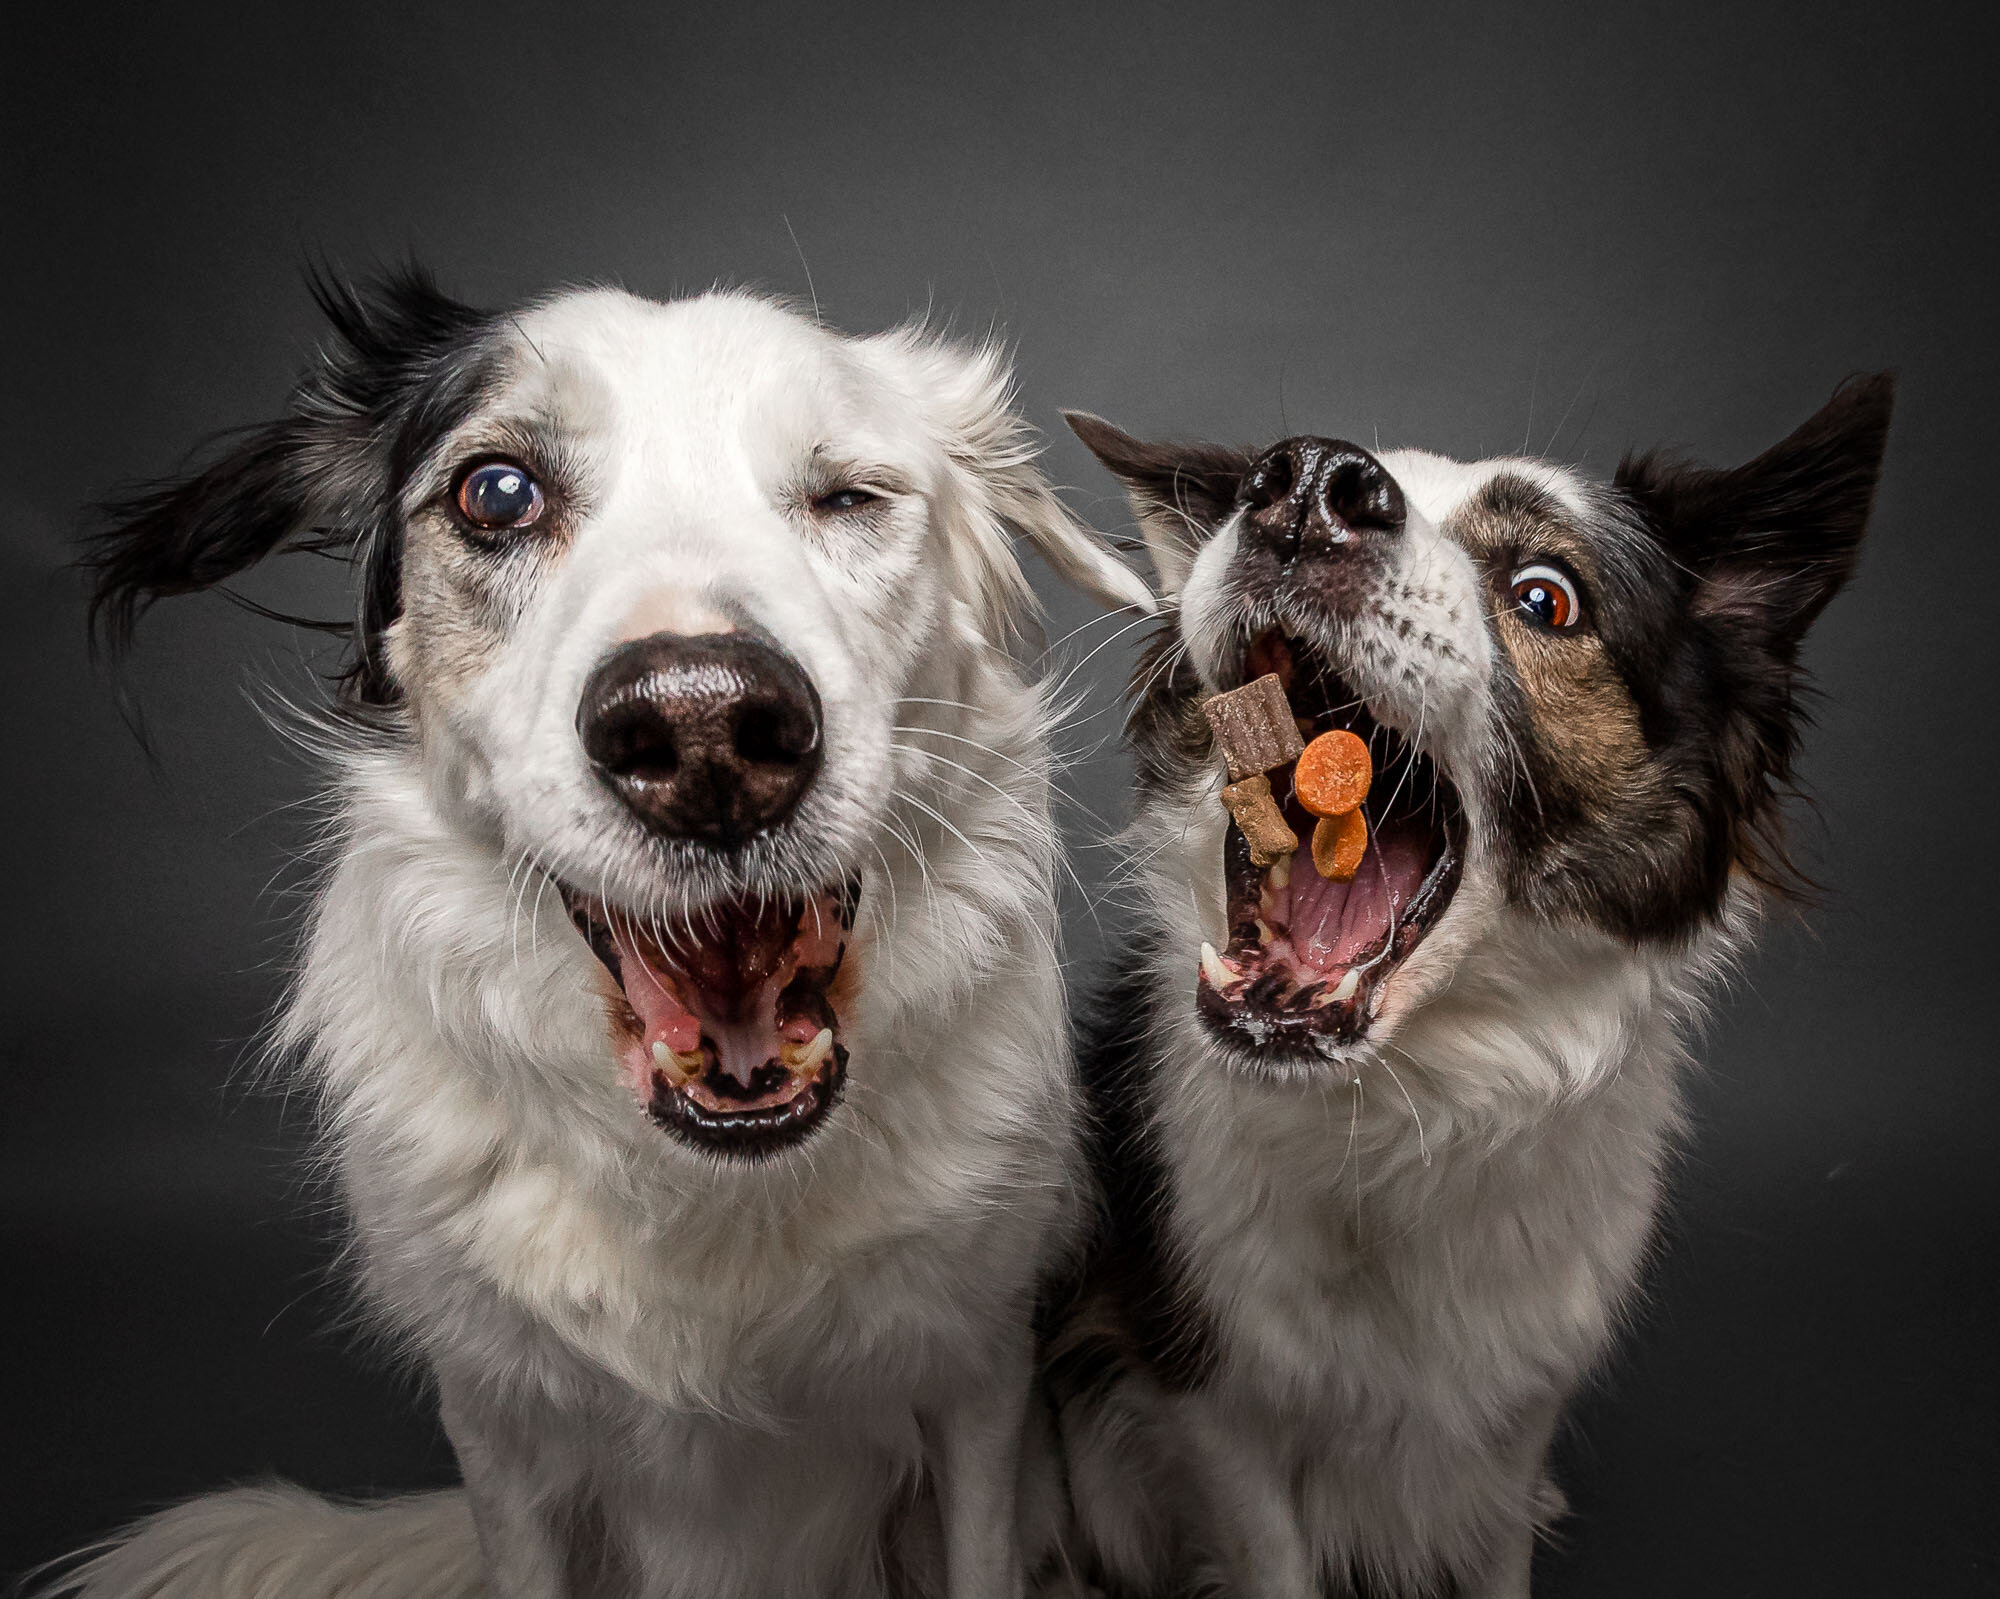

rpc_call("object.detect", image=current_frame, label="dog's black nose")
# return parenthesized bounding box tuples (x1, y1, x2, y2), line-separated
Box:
(1239, 437, 1405, 561)
(578, 632, 823, 849)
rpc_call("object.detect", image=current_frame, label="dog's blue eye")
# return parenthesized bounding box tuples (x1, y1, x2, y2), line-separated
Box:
(1509, 563, 1582, 630)
(457, 460, 546, 531)
(812, 487, 882, 514)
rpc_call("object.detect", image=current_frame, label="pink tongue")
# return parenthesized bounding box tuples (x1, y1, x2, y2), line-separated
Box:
(1287, 822, 1435, 973)
(611, 939, 705, 1055)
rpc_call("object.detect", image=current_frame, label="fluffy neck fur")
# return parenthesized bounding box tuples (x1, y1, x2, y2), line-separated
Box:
(1061, 812, 1757, 1596)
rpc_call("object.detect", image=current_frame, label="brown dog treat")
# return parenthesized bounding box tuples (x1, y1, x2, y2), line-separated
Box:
(1311, 808, 1368, 882)
(1221, 774, 1299, 866)
(1203, 674, 1306, 782)
(1295, 729, 1372, 818)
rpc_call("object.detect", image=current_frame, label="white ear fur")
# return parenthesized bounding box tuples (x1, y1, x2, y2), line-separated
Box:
(873, 330, 1155, 648)
(1125, 494, 1201, 597)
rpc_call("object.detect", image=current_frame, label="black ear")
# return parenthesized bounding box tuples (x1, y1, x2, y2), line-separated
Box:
(1617, 372, 1895, 656)
(85, 264, 496, 704)
(1063, 411, 1250, 596)
(1617, 373, 1894, 900)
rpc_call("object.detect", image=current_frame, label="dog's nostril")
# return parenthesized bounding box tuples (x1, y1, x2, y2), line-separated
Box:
(1243, 452, 1296, 511)
(1321, 453, 1406, 534)
(599, 714, 679, 783)
(734, 704, 814, 767)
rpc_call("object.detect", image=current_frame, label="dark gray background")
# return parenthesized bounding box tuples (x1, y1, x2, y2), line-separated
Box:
(6, 0, 1996, 1590)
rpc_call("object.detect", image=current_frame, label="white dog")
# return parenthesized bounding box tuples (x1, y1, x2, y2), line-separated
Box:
(1049, 382, 1892, 1597)
(52, 272, 1149, 1599)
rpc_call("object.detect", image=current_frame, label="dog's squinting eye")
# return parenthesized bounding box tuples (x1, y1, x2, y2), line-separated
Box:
(811, 487, 882, 514)
(1509, 563, 1582, 630)
(456, 461, 546, 531)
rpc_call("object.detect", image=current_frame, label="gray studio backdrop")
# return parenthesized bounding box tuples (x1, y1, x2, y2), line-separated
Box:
(7, 0, 1995, 1589)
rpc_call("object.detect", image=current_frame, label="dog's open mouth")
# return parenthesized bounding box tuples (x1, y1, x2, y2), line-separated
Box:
(562, 881, 859, 1159)
(1197, 631, 1465, 1061)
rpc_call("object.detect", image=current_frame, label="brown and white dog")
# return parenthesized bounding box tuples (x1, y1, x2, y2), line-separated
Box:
(51, 271, 1148, 1598)
(1048, 380, 1893, 1597)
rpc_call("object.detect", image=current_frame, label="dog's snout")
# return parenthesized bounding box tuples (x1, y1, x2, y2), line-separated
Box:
(1241, 438, 1405, 561)
(578, 632, 823, 849)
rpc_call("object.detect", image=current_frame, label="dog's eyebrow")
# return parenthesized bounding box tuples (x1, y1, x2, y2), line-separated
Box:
(1473, 472, 1566, 524)
(1444, 470, 1602, 571)
(799, 451, 919, 497)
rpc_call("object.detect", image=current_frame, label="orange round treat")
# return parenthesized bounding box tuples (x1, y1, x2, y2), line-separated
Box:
(1294, 730, 1372, 817)
(1311, 808, 1369, 882)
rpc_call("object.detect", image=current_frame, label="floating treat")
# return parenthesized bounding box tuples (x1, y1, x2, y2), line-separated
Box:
(1294, 729, 1372, 818)
(1220, 773, 1299, 867)
(1203, 674, 1306, 782)
(1311, 807, 1369, 882)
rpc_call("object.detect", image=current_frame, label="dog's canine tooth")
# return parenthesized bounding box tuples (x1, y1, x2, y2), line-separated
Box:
(780, 1027, 835, 1077)
(651, 1039, 702, 1083)
(1199, 942, 1233, 991)
(1331, 968, 1361, 1003)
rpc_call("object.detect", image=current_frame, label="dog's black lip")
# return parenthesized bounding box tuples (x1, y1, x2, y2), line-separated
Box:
(1196, 629, 1467, 1063)
(556, 875, 862, 1161)
(646, 1044, 849, 1160)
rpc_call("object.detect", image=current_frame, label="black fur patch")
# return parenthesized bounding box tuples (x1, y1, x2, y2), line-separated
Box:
(1056, 942, 1221, 1399)
(1614, 372, 1894, 905)
(1063, 411, 1249, 532)
(85, 264, 501, 706)
(1480, 374, 1893, 939)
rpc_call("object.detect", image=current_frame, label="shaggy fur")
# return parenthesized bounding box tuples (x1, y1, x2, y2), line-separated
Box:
(1050, 380, 1893, 1598)
(48, 272, 1148, 1599)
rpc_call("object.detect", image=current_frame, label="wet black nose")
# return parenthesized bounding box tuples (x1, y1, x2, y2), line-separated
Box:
(1239, 437, 1405, 561)
(578, 632, 823, 849)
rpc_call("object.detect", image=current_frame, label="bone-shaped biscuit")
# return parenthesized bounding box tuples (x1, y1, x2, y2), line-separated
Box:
(1220, 773, 1299, 867)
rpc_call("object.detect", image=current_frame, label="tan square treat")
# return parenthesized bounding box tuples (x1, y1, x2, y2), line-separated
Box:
(1202, 673, 1306, 782)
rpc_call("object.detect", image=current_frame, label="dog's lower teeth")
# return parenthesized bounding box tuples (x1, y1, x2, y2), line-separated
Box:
(651, 1039, 702, 1083)
(1331, 969, 1361, 1003)
(1256, 919, 1276, 946)
(780, 1027, 835, 1077)
(1268, 853, 1292, 890)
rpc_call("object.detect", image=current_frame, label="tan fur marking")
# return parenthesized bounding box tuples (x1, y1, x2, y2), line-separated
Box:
(616, 588, 736, 644)
(1446, 477, 1662, 824)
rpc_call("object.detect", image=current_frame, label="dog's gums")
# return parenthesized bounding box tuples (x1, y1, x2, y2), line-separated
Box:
(564, 881, 859, 1158)
(1196, 631, 1464, 1061)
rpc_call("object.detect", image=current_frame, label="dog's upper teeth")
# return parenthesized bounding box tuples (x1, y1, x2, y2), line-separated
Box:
(780, 1027, 835, 1077)
(1199, 942, 1233, 991)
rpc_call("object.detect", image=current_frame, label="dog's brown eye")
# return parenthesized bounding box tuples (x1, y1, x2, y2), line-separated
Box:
(1510, 563, 1582, 630)
(811, 487, 882, 514)
(457, 460, 545, 531)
